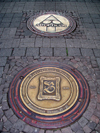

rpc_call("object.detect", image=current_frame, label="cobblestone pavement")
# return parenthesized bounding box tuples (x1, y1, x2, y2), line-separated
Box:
(0, 0, 100, 133)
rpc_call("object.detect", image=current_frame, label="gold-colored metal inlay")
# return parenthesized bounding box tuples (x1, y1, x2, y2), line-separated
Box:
(33, 14, 70, 33)
(20, 67, 79, 116)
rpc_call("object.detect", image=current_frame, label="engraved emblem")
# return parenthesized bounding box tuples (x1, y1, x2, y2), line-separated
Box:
(38, 76, 61, 101)
(35, 15, 67, 32)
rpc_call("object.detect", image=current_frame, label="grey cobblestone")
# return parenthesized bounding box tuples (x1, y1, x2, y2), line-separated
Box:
(9, 115, 18, 123)
(5, 108, 14, 119)
(26, 48, 39, 58)
(13, 119, 25, 131)
(78, 117, 88, 127)
(68, 48, 81, 56)
(96, 58, 100, 67)
(93, 49, 100, 57)
(40, 48, 52, 57)
(4, 120, 12, 131)
(0, 48, 12, 56)
(12, 48, 26, 56)
(0, 67, 3, 77)
(0, 57, 7, 66)
(23, 125, 34, 133)
(81, 48, 94, 56)
(51, 38, 66, 47)
(35, 37, 43, 47)
(43, 38, 51, 47)
(0, 121, 3, 131)
(54, 48, 66, 56)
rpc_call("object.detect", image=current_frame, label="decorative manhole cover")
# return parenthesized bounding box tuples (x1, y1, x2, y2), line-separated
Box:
(27, 12, 76, 36)
(9, 62, 90, 129)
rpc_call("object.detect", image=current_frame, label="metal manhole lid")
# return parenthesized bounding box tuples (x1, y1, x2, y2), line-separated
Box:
(8, 62, 90, 129)
(27, 12, 76, 37)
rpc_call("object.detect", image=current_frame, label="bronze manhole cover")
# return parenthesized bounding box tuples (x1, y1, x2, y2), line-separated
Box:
(9, 62, 90, 129)
(27, 12, 76, 36)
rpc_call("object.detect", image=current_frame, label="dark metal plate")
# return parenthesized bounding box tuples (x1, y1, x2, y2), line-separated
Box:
(27, 12, 76, 37)
(8, 62, 90, 129)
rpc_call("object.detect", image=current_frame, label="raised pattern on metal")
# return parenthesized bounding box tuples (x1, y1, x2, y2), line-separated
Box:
(8, 62, 90, 129)
(27, 12, 76, 37)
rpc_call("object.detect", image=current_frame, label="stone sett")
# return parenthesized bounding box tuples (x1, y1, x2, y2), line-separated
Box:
(51, 38, 66, 47)
(40, 48, 52, 57)
(87, 121, 97, 130)
(83, 125, 92, 133)
(54, 48, 66, 56)
(5, 108, 14, 119)
(68, 48, 81, 56)
(4, 120, 12, 131)
(43, 38, 51, 47)
(61, 127, 73, 133)
(9, 115, 18, 123)
(78, 117, 88, 127)
(81, 48, 94, 56)
(35, 37, 43, 47)
(0, 67, 3, 77)
(13, 119, 25, 131)
(96, 58, 100, 67)
(93, 49, 100, 57)
(91, 115, 99, 124)
(26, 48, 39, 57)
(71, 122, 82, 132)
(12, 48, 26, 56)
(46, 130, 53, 133)
(0, 57, 7, 66)
(23, 125, 34, 133)
(0, 48, 12, 56)
(54, 129, 61, 133)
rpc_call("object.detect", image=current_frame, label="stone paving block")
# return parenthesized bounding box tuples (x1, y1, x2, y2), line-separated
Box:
(46, 130, 53, 133)
(5, 108, 14, 119)
(0, 108, 3, 119)
(35, 37, 43, 47)
(78, 117, 88, 127)
(80, 39, 96, 48)
(23, 125, 34, 133)
(71, 122, 82, 132)
(0, 121, 3, 131)
(54, 48, 66, 56)
(83, 125, 92, 133)
(9, 114, 18, 123)
(76, 129, 84, 133)
(12, 48, 26, 56)
(12, 39, 20, 47)
(61, 127, 73, 133)
(43, 38, 51, 47)
(96, 58, 100, 67)
(13, 119, 25, 131)
(95, 70, 100, 79)
(87, 121, 97, 130)
(38, 129, 44, 133)
(91, 115, 99, 124)
(54, 129, 61, 133)
(20, 38, 35, 47)
(40, 48, 52, 56)
(0, 48, 12, 56)
(93, 49, 100, 57)
(0, 57, 7, 66)
(4, 13, 14, 18)
(0, 22, 10, 28)
(2, 101, 9, 111)
(81, 48, 94, 56)
(51, 38, 66, 47)
(0, 67, 3, 77)
(1, 28, 16, 39)
(95, 124, 100, 132)
(26, 48, 39, 57)
(10, 22, 20, 28)
(68, 48, 81, 56)
(4, 120, 12, 131)
(2, 17, 12, 23)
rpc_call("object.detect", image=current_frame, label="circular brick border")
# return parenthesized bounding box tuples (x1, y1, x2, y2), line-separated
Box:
(8, 62, 90, 129)
(27, 11, 76, 37)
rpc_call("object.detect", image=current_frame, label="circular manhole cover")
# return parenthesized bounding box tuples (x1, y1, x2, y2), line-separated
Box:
(27, 12, 76, 37)
(9, 62, 90, 129)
